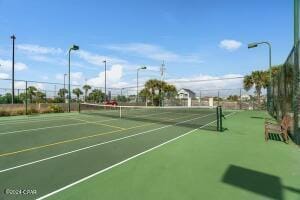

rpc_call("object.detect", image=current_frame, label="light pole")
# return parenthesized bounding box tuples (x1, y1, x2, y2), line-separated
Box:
(68, 45, 79, 112)
(136, 66, 147, 103)
(160, 61, 166, 106)
(11, 35, 16, 104)
(64, 73, 67, 102)
(103, 60, 107, 101)
(248, 41, 272, 111)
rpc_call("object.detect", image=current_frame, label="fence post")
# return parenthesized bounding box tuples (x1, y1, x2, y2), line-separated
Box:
(218, 90, 220, 106)
(216, 106, 220, 131)
(199, 91, 201, 104)
(239, 88, 242, 110)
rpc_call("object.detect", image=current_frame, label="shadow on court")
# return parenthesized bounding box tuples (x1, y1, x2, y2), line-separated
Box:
(222, 165, 300, 200)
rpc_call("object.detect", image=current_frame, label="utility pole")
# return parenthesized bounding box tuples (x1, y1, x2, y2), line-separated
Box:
(103, 60, 107, 101)
(68, 45, 79, 112)
(160, 61, 166, 106)
(64, 73, 67, 102)
(11, 35, 16, 104)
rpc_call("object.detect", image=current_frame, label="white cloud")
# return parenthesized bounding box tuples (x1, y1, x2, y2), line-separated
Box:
(15, 81, 26, 89)
(33, 83, 45, 90)
(219, 40, 242, 51)
(56, 72, 83, 85)
(87, 64, 125, 87)
(0, 59, 28, 71)
(41, 76, 49, 80)
(77, 50, 127, 67)
(0, 73, 9, 79)
(29, 55, 53, 63)
(55, 74, 64, 81)
(105, 43, 203, 64)
(71, 72, 83, 84)
(14, 81, 45, 90)
(17, 44, 63, 55)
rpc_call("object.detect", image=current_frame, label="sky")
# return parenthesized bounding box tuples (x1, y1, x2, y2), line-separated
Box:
(0, 0, 295, 94)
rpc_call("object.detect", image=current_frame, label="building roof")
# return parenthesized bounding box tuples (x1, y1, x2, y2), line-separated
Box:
(178, 88, 196, 95)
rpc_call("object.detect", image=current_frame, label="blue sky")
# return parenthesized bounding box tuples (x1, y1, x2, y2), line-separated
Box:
(0, 0, 295, 92)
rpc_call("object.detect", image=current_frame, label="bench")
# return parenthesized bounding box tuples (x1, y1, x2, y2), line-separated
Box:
(264, 115, 291, 143)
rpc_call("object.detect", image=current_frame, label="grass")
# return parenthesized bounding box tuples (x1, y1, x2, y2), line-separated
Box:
(48, 111, 300, 200)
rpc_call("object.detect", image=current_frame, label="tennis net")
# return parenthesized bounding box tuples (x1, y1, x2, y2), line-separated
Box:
(79, 103, 223, 131)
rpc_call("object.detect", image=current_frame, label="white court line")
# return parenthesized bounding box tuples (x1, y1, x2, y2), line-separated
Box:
(0, 115, 80, 126)
(36, 112, 235, 200)
(0, 113, 81, 124)
(0, 111, 173, 136)
(37, 129, 199, 200)
(0, 113, 214, 174)
(0, 118, 120, 136)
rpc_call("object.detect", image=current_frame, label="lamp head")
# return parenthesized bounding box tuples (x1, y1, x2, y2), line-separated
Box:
(248, 43, 258, 49)
(70, 45, 79, 51)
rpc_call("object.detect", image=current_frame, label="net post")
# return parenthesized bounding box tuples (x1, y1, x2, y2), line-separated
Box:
(78, 102, 81, 113)
(119, 106, 122, 118)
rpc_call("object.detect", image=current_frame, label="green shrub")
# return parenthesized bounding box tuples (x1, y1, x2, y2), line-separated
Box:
(48, 104, 64, 113)
(16, 110, 25, 115)
(0, 110, 10, 116)
(27, 108, 39, 115)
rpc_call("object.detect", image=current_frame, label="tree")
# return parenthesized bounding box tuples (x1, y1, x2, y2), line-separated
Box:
(18, 92, 27, 103)
(88, 89, 104, 103)
(82, 85, 91, 102)
(72, 88, 83, 102)
(116, 95, 128, 102)
(145, 79, 157, 104)
(163, 84, 177, 99)
(27, 86, 37, 103)
(227, 95, 239, 101)
(243, 70, 269, 104)
(0, 93, 12, 104)
(35, 91, 46, 103)
(139, 88, 151, 103)
(58, 88, 68, 98)
(144, 79, 177, 106)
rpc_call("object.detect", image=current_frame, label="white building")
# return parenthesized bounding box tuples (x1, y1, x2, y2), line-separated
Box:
(177, 88, 196, 99)
(241, 94, 251, 101)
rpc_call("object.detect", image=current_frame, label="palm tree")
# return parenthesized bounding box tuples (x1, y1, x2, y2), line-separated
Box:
(243, 75, 253, 91)
(163, 84, 177, 99)
(82, 85, 91, 102)
(58, 88, 68, 98)
(27, 86, 37, 103)
(243, 70, 269, 104)
(252, 70, 268, 102)
(145, 79, 157, 104)
(72, 88, 83, 102)
(144, 79, 177, 106)
(139, 88, 151, 103)
(89, 89, 104, 103)
(35, 91, 46, 103)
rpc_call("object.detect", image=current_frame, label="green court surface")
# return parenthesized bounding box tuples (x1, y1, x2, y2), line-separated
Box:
(0, 110, 299, 199)
(0, 107, 222, 200)
(48, 111, 299, 200)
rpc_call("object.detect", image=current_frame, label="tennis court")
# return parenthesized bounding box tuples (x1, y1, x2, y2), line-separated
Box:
(0, 105, 228, 200)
